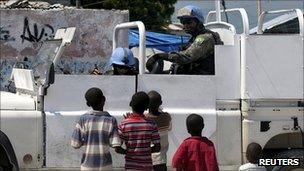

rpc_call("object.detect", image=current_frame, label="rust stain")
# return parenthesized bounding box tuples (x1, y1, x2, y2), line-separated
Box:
(63, 43, 85, 57)
(0, 44, 18, 58)
(20, 47, 36, 56)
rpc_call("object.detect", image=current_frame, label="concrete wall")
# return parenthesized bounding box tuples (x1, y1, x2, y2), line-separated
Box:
(0, 9, 129, 90)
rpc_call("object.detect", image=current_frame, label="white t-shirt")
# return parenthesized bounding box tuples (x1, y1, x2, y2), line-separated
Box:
(239, 163, 267, 171)
(145, 112, 172, 165)
(151, 131, 169, 165)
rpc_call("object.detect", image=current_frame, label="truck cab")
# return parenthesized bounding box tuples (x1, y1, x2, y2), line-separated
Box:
(0, 6, 303, 171)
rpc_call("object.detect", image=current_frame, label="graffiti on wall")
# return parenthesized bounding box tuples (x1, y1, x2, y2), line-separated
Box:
(0, 59, 15, 91)
(0, 26, 16, 42)
(20, 17, 55, 43)
(0, 9, 129, 91)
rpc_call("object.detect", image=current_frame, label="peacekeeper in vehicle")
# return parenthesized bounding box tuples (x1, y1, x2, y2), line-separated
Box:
(92, 47, 138, 75)
(146, 5, 223, 75)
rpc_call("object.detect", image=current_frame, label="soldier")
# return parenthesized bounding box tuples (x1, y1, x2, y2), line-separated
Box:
(146, 5, 223, 75)
(105, 47, 138, 75)
(91, 47, 138, 75)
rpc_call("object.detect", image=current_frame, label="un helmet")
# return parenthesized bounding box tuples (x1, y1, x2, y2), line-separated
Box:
(177, 5, 204, 23)
(109, 47, 135, 67)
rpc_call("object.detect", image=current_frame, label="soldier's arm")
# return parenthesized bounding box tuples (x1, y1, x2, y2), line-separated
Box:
(161, 33, 215, 65)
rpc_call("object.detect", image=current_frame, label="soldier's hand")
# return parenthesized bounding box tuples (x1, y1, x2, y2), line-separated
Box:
(146, 54, 159, 72)
(91, 68, 102, 75)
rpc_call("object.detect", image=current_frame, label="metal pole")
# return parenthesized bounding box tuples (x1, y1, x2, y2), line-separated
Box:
(257, 0, 262, 17)
(76, 0, 80, 8)
(113, 21, 146, 75)
(215, 0, 221, 22)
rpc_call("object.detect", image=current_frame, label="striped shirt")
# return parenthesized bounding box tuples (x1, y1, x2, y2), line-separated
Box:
(118, 113, 160, 171)
(71, 110, 121, 170)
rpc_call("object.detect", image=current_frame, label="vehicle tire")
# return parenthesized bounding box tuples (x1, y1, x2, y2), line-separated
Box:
(0, 130, 19, 171)
(0, 146, 13, 171)
(272, 149, 304, 171)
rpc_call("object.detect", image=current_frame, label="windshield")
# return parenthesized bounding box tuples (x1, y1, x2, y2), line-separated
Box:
(31, 40, 62, 84)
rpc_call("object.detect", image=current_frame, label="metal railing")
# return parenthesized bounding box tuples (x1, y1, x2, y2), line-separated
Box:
(257, 9, 303, 36)
(113, 21, 146, 75)
(206, 8, 250, 35)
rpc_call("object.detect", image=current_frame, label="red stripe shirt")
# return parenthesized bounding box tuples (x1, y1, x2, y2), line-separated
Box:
(118, 113, 160, 170)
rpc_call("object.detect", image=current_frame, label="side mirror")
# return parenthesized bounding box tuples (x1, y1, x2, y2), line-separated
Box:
(46, 63, 55, 85)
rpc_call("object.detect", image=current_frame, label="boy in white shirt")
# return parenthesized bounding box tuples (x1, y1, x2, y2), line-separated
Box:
(145, 90, 171, 171)
(239, 143, 267, 171)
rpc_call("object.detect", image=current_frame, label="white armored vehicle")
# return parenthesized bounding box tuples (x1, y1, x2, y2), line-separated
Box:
(0, 3, 303, 171)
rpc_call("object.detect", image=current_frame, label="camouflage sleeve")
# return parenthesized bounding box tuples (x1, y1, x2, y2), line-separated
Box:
(167, 33, 215, 65)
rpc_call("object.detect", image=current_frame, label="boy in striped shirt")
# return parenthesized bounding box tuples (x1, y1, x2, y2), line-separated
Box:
(71, 87, 121, 170)
(118, 91, 161, 170)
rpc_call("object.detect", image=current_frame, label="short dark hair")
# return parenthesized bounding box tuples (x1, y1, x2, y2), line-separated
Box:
(85, 87, 105, 108)
(130, 91, 150, 114)
(186, 114, 204, 135)
(246, 142, 262, 164)
(148, 90, 162, 110)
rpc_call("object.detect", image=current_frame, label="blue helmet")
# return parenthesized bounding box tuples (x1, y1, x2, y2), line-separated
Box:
(109, 47, 135, 67)
(177, 5, 204, 23)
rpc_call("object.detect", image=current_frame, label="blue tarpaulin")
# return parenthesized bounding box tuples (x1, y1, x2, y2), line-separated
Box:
(128, 30, 190, 53)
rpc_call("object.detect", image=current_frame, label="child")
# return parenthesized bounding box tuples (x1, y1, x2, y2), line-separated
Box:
(172, 113, 219, 171)
(238, 143, 266, 171)
(117, 91, 161, 170)
(71, 87, 121, 170)
(145, 90, 171, 171)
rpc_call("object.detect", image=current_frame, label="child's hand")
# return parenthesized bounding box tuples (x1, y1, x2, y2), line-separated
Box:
(114, 146, 126, 154)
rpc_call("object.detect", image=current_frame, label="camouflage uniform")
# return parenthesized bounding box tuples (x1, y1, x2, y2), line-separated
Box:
(166, 27, 221, 75)
(146, 5, 223, 75)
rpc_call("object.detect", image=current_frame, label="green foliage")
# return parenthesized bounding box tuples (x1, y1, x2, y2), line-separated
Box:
(77, 0, 177, 31)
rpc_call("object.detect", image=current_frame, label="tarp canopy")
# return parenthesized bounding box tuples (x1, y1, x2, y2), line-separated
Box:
(128, 30, 190, 53)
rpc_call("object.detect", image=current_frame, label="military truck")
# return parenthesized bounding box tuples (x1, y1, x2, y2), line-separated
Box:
(0, 4, 303, 171)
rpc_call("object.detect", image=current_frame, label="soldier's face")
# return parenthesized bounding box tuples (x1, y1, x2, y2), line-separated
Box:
(180, 18, 197, 34)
